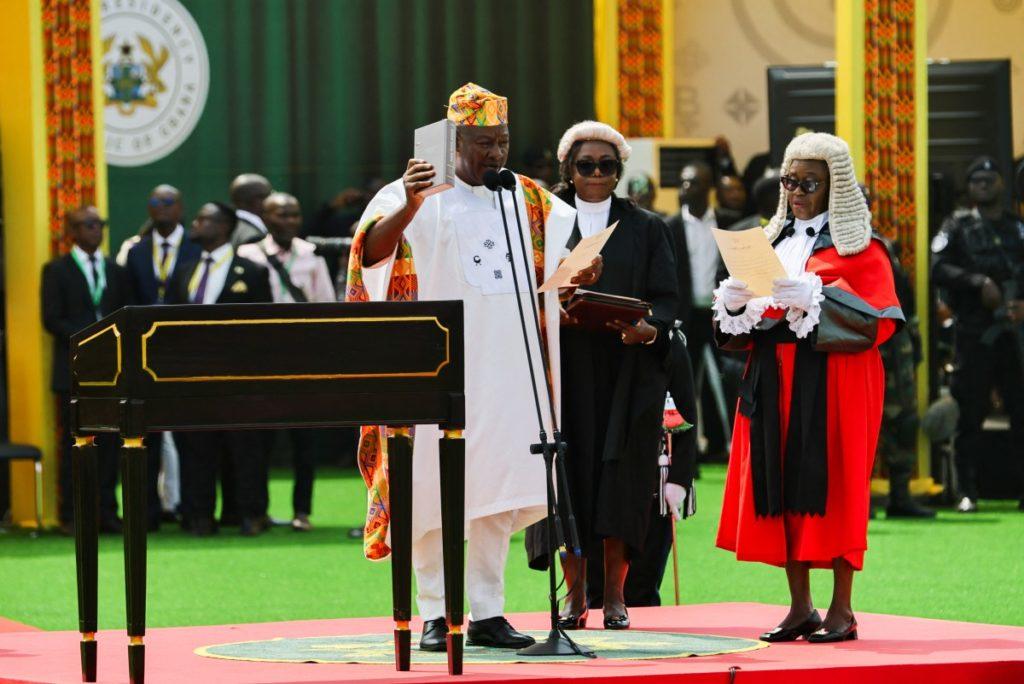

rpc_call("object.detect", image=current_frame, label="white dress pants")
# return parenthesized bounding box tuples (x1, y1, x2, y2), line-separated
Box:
(412, 510, 516, 622)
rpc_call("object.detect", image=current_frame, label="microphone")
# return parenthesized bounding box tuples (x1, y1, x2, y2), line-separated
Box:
(498, 168, 517, 192)
(805, 226, 816, 237)
(482, 168, 502, 192)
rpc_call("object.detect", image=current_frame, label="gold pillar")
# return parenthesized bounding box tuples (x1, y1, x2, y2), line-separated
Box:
(593, 0, 673, 137)
(0, 0, 108, 527)
(593, 0, 620, 128)
(836, 0, 934, 491)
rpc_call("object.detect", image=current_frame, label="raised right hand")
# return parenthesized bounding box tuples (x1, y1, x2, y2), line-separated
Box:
(403, 158, 436, 212)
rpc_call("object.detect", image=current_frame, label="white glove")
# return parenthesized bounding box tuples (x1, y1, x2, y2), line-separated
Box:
(772, 276, 817, 312)
(717, 278, 756, 312)
(664, 483, 687, 521)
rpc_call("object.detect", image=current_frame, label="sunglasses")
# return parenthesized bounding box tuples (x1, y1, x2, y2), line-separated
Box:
(575, 159, 619, 177)
(149, 196, 178, 207)
(780, 175, 824, 194)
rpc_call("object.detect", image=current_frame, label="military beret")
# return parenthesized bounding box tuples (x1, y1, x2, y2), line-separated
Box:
(965, 155, 998, 181)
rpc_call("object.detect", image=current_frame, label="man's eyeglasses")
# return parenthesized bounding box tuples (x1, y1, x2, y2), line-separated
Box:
(148, 197, 178, 207)
(575, 159, 619, 177)
(780, 175, 824, 194)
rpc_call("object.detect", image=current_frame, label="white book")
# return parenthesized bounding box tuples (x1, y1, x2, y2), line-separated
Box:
(413, 119, 456, 197)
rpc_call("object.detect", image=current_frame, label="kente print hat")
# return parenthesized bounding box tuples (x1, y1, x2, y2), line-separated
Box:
(447, 83, 508, 127)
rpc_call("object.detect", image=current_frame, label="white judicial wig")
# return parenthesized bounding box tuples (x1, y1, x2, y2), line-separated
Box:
(557, 120, 633, 163)
(766, 132, 873, 257)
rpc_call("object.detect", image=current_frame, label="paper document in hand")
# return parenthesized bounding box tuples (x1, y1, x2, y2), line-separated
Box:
(538, 221, 618, 292)
(711, 227, 787, 297)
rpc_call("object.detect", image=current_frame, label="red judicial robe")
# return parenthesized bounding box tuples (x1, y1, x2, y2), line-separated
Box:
(716, 236, 902, 570)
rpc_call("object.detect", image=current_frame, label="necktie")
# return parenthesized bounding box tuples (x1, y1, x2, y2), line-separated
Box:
(88, 254, 101, 317)
(192, 255, 214, 303)
(159, 240, 171, 277)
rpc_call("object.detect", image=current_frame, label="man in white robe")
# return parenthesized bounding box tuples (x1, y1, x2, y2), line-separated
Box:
(349, 83, 579, 650)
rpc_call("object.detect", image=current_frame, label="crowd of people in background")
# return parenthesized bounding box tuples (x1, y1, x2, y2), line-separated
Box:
(38, 133, 1024, 540)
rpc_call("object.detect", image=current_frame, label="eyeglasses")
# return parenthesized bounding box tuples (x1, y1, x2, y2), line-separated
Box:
(73, 219, 107, 229)
(780, 175, 824, 194)
(575, 159, 619, 177)
(148, 196, 178, 207)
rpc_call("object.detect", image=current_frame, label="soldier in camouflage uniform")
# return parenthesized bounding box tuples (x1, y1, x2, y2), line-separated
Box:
(931, 156, 1024, 513)
(878, 245, 933, 516)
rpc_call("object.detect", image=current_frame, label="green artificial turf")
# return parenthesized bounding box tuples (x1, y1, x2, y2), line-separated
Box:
(1, 465, 1021, 631)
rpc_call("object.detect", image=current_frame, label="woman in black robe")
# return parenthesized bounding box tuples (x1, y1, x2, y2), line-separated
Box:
(546, 121, 678, 629)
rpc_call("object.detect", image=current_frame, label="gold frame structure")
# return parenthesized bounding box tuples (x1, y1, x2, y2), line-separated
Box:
(74, 324, 122, 387)
(140, 316, 451, 383)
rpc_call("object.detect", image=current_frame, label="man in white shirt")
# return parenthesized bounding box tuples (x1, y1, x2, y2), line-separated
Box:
(238, 192, 336, 531)
(351, 83, 576, 652)
(167, 202, 273, 537)
(123, 185, 203, 528)
(229, 173, 272, 247)
(665, 161, 742, 461)
(42, 206, 134, 534)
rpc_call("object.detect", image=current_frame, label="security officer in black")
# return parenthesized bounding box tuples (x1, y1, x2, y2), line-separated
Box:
(932, 156, 1024, 513)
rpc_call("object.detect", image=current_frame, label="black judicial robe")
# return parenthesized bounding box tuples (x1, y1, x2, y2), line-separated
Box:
(528, 195, 678, 568)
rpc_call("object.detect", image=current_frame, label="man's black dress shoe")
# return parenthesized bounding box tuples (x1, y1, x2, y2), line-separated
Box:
(466, 616, 536, 648)
(240, 517, 268, 536)
(189, 517, 218, 537)
(419, 617, 448, 652)
(759, 611, 822, 642)
(807, 618, 857, 643)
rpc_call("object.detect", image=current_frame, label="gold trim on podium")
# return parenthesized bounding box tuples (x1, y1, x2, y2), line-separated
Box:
(140, 316, 450, 382)
(75, 324, 122, 387)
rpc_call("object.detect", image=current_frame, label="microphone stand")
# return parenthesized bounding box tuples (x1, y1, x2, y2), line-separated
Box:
(483, 170, 592, 658)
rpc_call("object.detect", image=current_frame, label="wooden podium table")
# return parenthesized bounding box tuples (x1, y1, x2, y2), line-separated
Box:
(69, 301, 466, 683)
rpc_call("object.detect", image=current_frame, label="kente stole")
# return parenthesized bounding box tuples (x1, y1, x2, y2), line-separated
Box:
(345, 175, 552, 560)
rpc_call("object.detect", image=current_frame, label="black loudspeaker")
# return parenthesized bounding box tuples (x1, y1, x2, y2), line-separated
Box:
(766, 60, 1014, 207)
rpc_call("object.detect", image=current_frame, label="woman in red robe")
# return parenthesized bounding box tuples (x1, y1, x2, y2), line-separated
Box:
(712, 132, 902, 643)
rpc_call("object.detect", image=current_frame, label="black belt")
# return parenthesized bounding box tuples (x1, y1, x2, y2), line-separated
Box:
(738, 323, 828, 517)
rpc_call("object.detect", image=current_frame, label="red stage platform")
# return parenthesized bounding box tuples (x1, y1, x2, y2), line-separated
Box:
(1, 603, 1023, 683)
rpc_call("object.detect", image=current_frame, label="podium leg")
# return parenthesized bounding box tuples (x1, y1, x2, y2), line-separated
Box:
(72, 436, 99, 682)
(439, 430, 465, 676)
(121, 437, 148, 684)
(387, 428, 413, 671)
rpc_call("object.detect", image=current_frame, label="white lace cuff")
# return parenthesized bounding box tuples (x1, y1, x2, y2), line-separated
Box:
(785, 273, 824, 339)
(712, 291, 772, 336)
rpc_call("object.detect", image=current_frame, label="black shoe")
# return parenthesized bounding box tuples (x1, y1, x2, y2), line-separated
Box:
(807, 617, 858, 643)
(99, 517, 123, 535)
(603, 608, 630, 630)
(419, 617, 448, 652)
(759, 611, 822, 642)
(189, 517, 218, 537)
(240, 517, 268, 536)
(886, 500, 936, 518)
(557, 608, 589, 630)
(466, 616, 536, 649)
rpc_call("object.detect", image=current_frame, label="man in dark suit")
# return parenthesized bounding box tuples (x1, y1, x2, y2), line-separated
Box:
(229, 173, 272, 247)
(166, 202, 273, 536)
(41, 206, 134, 534)
(124, 184, 203, 529)
(665, 161, 742, 461)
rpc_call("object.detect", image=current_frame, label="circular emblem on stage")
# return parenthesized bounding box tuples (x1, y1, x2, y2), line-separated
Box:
(196, 630, 767, 664)
(100, 0, 210, 167)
